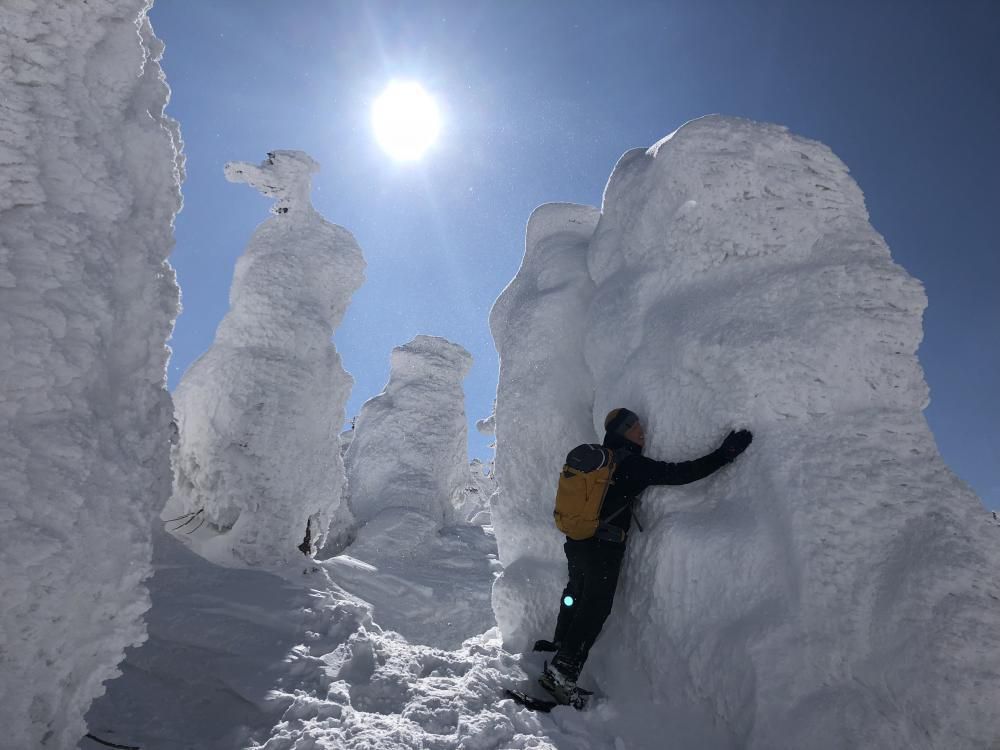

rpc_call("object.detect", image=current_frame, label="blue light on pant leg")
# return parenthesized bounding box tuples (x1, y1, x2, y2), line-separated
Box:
(563, 595, 574, 607)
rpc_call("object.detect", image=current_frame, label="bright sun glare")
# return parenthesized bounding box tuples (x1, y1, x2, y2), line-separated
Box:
(372, 81, 441, 161)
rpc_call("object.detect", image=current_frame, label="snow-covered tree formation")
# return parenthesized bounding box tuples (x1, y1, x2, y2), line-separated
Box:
(490, 116, 1000, 748)
(166, 150, 365, 565)
(0, 2, 183, 747)
(345, 335, 473, 527)
(488, 203, 601, 646)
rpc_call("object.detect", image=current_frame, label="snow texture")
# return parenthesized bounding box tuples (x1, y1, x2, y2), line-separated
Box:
(489, 202, 602, 647)
(459, 458, 496, 524)
(81, 522, 615, 750)
(490, 116, 1000, 748)
(344, 335, 473, 527)
(166, 150, 365, 565)
(0, 2, 183, 747)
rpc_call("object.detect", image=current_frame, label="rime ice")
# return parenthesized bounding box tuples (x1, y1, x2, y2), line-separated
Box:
(166, 150, 365, 565)
(0, 1, 183, 746)
(488, 203, 602, 648)
(345, 335, 474, 527)
(490, 116, 1000, 748)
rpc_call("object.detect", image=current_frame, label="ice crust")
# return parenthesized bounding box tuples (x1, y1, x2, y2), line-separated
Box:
(490, 116, 1000, 748)
(344, 335, 474, 527)
(166, 151, 365, 565)
(0, 1, 183, 746)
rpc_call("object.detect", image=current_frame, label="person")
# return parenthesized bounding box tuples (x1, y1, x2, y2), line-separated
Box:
(536, 407, 753, 707)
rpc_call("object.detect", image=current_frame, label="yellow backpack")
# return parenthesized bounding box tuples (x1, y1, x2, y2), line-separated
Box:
(553, 444, 620, 540)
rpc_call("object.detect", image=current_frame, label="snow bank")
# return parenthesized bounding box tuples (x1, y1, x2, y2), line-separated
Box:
(344, 335, 473, 527)
(166, 150, 365, 565)
(0, 2, 182, 746)
(491, 116, 1000, 748)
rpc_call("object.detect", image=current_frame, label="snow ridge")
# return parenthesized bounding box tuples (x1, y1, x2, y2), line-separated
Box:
(166, 150, 365, 565)
(0, 2, 183, 747)
(491, 116, 1000, 748)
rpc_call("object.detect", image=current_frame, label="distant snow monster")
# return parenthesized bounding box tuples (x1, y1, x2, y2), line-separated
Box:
(344, 335, 473, 527)
(492, 116, 1000, 748)
(166, 150, 365, 565)
(0, 2, 182, 747)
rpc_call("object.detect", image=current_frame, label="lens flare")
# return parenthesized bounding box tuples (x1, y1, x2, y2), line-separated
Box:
(563, 596, 574, 607)
(372, 80, 441, 161)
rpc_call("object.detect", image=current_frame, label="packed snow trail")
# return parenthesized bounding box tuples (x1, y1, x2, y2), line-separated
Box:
(85, 520, 641, 750)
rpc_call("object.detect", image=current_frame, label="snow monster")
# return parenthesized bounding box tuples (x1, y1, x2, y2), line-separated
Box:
(167, 151, 365, 565)
(490, 116, 1000, 749)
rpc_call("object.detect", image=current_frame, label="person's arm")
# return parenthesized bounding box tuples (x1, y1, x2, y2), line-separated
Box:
(631, 429, 753, 487)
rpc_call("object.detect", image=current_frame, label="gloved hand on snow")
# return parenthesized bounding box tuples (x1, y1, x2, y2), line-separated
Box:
(719, 429, 753, 461)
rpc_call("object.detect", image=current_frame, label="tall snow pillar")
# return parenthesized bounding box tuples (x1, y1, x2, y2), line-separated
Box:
(580, 116, 1000, 748)
(167, 150, 365, 565)
(0, 2, 183, 747)
(345, 335, 473, 527)
(487, 203, 600, 649)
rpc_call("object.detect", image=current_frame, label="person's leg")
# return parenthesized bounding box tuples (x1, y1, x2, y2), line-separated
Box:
(571, 540, 626, 667)
(552, 539, 587, 646)
(552, 539, 625, 679)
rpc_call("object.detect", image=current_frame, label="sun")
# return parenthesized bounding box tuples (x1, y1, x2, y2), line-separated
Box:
(372, 81, 441, 162)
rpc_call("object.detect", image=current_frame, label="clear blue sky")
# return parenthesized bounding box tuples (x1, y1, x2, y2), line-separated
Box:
(150, 0, 1000, 510)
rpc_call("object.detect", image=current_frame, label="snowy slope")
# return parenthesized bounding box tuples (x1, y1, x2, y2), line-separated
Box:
(82, 519, 617, 750)
(325, 509, 499, 649)
(166, 151, 365, 565)
(0, 2, 183, 747)
(490, 116, 1000, 748)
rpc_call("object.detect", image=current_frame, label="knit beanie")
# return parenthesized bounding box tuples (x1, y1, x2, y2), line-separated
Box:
(604, 408, 639, 437)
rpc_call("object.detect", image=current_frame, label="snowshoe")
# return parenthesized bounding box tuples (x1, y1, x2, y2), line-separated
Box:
(538, 660, 588, 710)
(505, 688, 558, 712)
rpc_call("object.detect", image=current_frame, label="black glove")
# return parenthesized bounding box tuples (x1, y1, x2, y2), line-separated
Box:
(719, 429, 753, 461)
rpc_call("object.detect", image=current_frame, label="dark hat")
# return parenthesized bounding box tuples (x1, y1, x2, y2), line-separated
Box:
(604, 408, 639, 436)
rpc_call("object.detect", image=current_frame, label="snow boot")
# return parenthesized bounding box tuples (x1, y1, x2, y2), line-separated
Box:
(539, 660, 587, 709)
(532, 639, 559, 652)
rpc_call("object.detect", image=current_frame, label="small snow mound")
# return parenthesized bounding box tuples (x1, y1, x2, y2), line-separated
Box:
(476, 414, 496, 435)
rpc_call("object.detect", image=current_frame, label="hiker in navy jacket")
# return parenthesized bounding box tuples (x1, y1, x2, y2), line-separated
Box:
(535, 408, 752, 707)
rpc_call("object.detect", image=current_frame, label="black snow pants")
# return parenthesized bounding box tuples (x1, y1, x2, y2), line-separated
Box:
(551, 536, 626, 679)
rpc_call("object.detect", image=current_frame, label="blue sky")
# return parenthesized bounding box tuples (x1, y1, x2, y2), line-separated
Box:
(151, 0, 999, 510)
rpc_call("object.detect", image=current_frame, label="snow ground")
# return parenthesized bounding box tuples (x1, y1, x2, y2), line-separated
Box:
(84, 517, 644, 750)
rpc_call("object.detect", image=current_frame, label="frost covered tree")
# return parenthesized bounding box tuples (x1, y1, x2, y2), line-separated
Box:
(0, 2, 183, 747)
(488, 202, 602, 645)
(490, 116, 1000, 748)
(166, 150, 365, 565)
(345, 335, 473, 527)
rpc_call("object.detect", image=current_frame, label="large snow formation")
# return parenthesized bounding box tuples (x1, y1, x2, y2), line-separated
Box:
(166, 150, 365, 565)
(489, 202, 603, 644)
(344, 335, 473, 527)
(0, 2, 183, 747)
(490, 116, 1000, 748)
